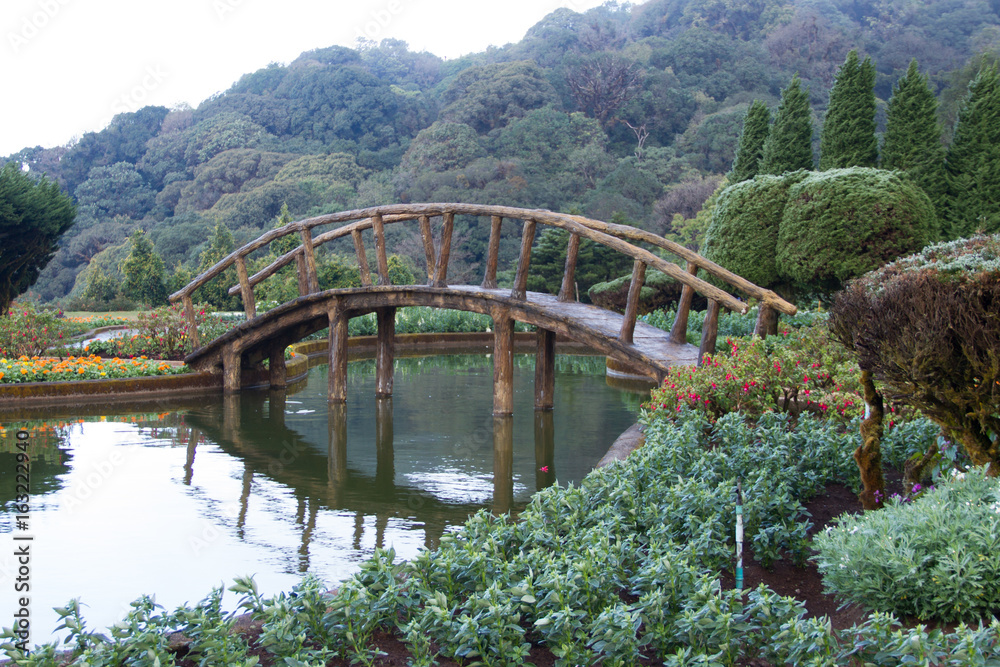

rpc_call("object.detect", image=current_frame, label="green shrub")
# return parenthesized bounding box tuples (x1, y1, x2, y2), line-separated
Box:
(702, 171, 808, 288)
(776, 168, 937, 290)
(830, 233, 1000, 473)
(0, 306, 67, 357)
(813, 465, 1000, 622)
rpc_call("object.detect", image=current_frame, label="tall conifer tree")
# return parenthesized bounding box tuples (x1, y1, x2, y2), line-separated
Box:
(728, 100, 771, 183)
(945, 62, 1000, 237)
(759, 75, 814, 175)
(819, 50, 879, 170)
(882, 59, 947, 238)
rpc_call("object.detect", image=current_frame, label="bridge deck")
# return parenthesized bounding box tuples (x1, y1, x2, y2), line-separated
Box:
(187, 286, 700, 382)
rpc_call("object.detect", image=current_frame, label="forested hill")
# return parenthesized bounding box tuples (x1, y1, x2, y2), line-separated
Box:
(7, 0, 1000, 306)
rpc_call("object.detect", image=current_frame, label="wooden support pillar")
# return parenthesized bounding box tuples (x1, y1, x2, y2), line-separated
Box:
(534, 328, 555, 411)
(352, 229, 373, 287)
(699, 299, 721, 366)
(300, 227, 320, 294)
(418, 215, 436, 284)
(182, 295, 201, 349)
(669, 261, 699, 345)
(558, 233, 581, 302)
(375, 397, 394, 489)
(534, 410, 555, 492)
(482, 215, 503, 289)
(327, 402, 348, 487)
(493, 313, 515, 416)
(223, 344, 241, 394)
(328, 305, 348, 403)
(235, 256, 256, 319)
(222, 392, 241, 439)
(754, 303, 779, 338)
(269, 345, 287, 389)
(511, 219, 537, 300)
(492, 415, 514, 516)
(432, 212, 454, 288)
(376, 306, 396, 398)
(268, 389, 286, 424)
(295, 252, 310, 297)
(620, 259, 647, 345)
(372, 212, 391, 286)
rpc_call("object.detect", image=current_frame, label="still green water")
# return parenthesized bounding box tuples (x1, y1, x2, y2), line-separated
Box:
(0, 354, 648, 642)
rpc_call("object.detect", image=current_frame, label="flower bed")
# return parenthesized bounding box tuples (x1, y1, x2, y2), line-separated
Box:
(0, 355, 188, 383)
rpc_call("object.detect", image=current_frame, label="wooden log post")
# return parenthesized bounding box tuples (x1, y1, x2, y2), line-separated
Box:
(558, 233, 581, 302)
(269, 344, 287, 389)
(352, 229, 373, 287)
(432, 212, 454, 288)
(511, 219, 537, 300)
(492, 415, 514, 516)
(328, 402, 348, 487)
(669, 262, 699, 345)
(482, 215, 503, 289)
(620, 260, 647, 345)
(223, 343, 241, 394)
(375, 397, 394, 489)
(295, 252, 310, 296)
(300, 227, 320, 294)
(418, 215, 437, 285)
(376, 307, 396, 398)
(372, 212, 391, 286)
(698, 299, 721, 365)
(754, 303, 779, 338)
(235, 255, 256, 320)
(328, 304, 349, 403)
(268, 388, 286, 424)
(182, 295, 201, 349)
(534, 328, 555, 411)
(222, 392, 241, 439)
(493, 312, 515, 416)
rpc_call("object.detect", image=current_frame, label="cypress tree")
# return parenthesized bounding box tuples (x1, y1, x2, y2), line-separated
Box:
(759, 75, 814, 175)
(944, 62, 1000, 237)
(120, 229, 168, 306)
(882, 59, 947, 238)
(819, 50, 879, 170)
(728, 100, 771, 183)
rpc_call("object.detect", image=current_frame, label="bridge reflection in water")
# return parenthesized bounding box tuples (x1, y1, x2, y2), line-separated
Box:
(184, 386, 559, 569)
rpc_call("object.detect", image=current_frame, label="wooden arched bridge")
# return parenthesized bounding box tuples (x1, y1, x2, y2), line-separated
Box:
(169, 203, 796, 415)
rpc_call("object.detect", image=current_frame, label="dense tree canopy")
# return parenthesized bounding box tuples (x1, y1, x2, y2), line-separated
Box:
(759, 75, 814, 175)
(819, 50, 879, 170)
(0, 164, 76, 313)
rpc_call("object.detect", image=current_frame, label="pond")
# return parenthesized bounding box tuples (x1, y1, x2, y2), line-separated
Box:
(0, 353, 650, 643)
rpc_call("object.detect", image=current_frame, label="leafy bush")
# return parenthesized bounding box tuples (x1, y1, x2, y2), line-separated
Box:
(813, 466, 1000, 622)
(830, 233, 1000, 473)
(641, 304, 829, 345)
(646, 322, 863, 424)
(0, 306, 67, 357)
(702, 171, 808, 288)
(776, 168, 938, 290)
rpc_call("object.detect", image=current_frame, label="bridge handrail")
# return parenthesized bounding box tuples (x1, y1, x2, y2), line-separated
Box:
(168, 203, 796, 352)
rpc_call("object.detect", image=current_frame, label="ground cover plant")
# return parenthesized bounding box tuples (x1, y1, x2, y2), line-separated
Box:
(0, 355, 187, 383)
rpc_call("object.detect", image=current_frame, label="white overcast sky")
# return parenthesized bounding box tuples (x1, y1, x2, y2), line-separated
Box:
(1, 0, 610, 157)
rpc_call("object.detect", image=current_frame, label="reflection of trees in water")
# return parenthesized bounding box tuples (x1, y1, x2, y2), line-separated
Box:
(0, 426, 71, 504)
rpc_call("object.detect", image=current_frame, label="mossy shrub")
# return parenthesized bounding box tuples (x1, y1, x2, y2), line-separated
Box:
(702, 171, 808, 288)
(776, 168, 937, 290)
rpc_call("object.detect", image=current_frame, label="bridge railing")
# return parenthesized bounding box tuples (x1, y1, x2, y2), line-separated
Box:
(168, 203, 796, 358)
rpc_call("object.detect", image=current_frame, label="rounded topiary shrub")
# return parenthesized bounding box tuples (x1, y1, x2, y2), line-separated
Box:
(776, 168, 937, 290)
(702, 171, 808, 288)
(829, 233, 1000, 473)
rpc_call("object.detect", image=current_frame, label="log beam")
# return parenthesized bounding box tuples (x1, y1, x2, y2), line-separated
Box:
(620, 260, 646, 345)
(558, 232, 581, 302)
(493, 312, 515, 416)
(699, 299, 721, 365)
(535, 328, 555, 411)
(669, 261, 699, 345)
(482, 215, 503, 289)
(328, 305, 349, 403)
(376, 307, 396, 397)
(511, 219, 536, 300)
(235, 256, 256, 320)
(432, 212, 454, 288)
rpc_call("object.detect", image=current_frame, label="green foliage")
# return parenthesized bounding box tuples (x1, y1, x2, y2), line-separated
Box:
(74, 162, 156, 220)
(944, 61, 1000, 237)
(647, 322, 863, 424)
(119, 229, 168, 307)
(525, 227, 633, 303)
(728, 100, 770, 183)
(0, 305, 66, 357)
(829, 233, 1000, 472)
(759, 75, 814, 175)
(441, 61, 558, 132)
(195, 222, 241, 310)
(813, 466, 1000, 622)
(776, 168, 938, 290)
(882, 60, 947, 236)
(819, 50, 879, 170)
(0, 163, 76, 314)
(702, 170, 808, 288)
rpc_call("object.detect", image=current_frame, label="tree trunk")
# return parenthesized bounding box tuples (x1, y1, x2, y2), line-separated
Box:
(855, 370, 886, 510)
